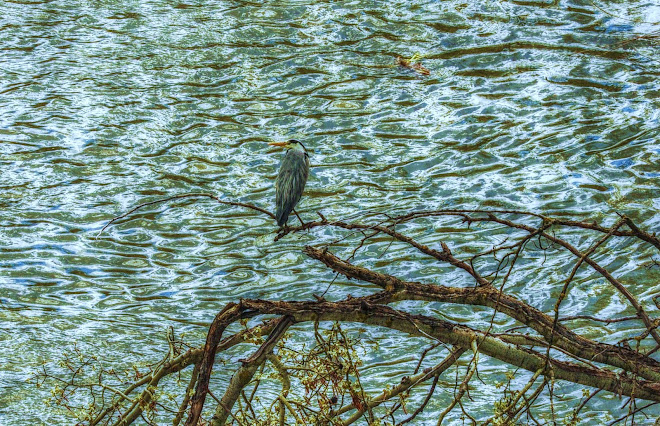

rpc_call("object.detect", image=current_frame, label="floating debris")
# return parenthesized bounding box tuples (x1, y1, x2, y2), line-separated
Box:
(396, 53, 430, 76)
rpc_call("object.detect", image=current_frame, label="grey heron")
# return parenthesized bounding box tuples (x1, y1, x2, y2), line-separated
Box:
(268, 139, 310, 227)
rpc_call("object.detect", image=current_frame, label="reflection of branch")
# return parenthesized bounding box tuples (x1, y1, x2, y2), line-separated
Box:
(425, 41, 630, 60)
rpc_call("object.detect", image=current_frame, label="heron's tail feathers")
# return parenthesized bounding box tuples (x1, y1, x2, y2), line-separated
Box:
(276, 210, 288, 227)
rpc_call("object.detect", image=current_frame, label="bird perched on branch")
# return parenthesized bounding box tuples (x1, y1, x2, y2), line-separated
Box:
(268, 139, 310, 227)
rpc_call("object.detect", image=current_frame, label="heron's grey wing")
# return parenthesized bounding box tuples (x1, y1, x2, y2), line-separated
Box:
(275, 150, 309, 226)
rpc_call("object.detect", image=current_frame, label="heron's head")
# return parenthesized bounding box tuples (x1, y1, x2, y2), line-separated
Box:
(268, 139, 306, 153)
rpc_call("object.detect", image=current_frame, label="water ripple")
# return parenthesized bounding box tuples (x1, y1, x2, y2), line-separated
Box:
(1, 0, 659, 423)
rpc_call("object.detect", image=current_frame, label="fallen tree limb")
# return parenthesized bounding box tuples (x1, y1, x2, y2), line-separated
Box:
(304, 246, 660, 383)
(46, 207, 660, 424)
(204, 298, 660, 403)
(210, 316, 294, 426)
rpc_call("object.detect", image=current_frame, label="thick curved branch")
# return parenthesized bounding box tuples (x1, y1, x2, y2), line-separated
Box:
(234, 298, 660, 402)
(177, 297, 660, 423)
(90, 318, 281, 425)
(210, 316, 294, 426)
(185, 303, 251, 426)
(303, 246, 660, 382)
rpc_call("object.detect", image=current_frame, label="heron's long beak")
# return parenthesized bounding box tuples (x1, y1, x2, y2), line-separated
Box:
(268, 141, 287, 147)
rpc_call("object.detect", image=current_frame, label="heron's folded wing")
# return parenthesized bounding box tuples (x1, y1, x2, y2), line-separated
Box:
(275, 151, 309, 226)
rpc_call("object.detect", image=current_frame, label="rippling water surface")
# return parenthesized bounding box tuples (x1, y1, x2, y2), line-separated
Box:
(1, 0, 659, 423)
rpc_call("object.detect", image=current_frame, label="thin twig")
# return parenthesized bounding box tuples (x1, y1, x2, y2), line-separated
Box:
(97, 193, 275, 238)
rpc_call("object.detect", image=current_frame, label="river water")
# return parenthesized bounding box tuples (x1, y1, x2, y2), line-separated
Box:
(1, 0, 659, 424)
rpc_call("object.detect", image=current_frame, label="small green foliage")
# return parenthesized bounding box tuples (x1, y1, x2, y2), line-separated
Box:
(408, 52, 425, 63)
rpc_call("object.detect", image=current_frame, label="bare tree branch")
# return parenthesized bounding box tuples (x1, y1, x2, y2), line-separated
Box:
(45, 207, 660, 424)
(98, 193, 275, 237)
(210, 316, 294, 426)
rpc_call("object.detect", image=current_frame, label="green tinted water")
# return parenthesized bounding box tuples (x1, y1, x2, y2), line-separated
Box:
(1, 0, 659, 423)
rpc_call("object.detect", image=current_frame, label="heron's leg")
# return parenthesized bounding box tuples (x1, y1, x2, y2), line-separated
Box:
(293, 209, 305, 226)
